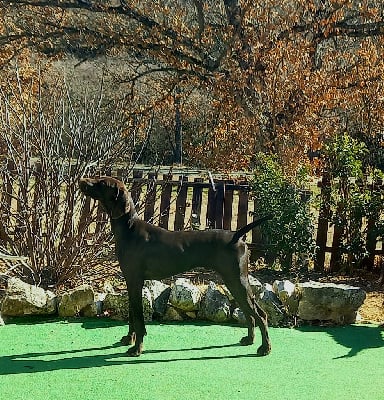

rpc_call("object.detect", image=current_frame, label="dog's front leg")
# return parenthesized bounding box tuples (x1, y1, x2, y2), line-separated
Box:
(126, 283, 146, 357)
(120, 301, 136, 346)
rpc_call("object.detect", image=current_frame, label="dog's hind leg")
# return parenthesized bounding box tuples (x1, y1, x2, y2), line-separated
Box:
(253, 300, 271, 356)
(221, 271, 271, 356)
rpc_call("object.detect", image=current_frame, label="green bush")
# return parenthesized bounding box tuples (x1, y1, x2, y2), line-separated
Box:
(250, 153, 316, 271)
(323, 133, 384, 271)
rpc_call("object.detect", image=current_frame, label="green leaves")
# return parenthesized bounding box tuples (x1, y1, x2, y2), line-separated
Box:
(324, 132, 368, 180)
(250, 153, 316, 271)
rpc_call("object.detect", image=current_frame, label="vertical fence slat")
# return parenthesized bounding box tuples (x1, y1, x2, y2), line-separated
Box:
(144, 172, 157, 222)
(251, 198, 263, 245)
(214, 183, 225, 229)
(223, 183, 234, 231)
(363, 216, 378, 270)
(330, 218, 343, 272)
(130, 169, 143, 206)
(159, 174, 173, 229)
(174, 176, 188, 230)
(206, 185, 216, 229)
(191, 178, 203, 230)
(237, 189, 248, 230)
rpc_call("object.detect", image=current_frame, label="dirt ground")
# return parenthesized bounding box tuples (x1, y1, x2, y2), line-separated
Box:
(359, 291, 384, 322)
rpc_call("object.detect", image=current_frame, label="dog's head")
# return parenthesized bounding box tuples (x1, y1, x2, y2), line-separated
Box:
(79, 177, 136, 219)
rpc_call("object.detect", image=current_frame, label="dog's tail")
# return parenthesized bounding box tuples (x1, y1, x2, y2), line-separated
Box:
(228, 215, 272, 245)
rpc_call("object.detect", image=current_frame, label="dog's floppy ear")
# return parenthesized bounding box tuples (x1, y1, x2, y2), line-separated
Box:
(110, 188, 131, 219)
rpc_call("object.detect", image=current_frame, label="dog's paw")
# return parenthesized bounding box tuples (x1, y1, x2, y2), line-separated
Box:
(127, 344, 143, 357)
(240, 336, 254, 346)
(121, 333, 136, 346)
(257, 344, 271, 356)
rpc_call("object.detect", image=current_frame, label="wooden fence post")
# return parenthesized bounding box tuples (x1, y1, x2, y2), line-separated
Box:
(315, 172, 331, 272)
(361, 177, 383, 270)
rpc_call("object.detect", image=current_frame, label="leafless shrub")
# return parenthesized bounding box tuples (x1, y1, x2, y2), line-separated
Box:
(0, 69, 144, 287)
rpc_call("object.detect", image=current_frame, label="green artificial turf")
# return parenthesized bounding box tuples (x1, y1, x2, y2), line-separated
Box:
(1, 318, 383, 400)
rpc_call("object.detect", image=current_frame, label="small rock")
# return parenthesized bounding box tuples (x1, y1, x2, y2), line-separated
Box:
(142, 287, 153, 322)
(232, 307, 246, 325)
(163, 305, 184, 321)
(249, 275, 263, 296)
(273, 280, 299, 316)
(185, 311, 197, 319)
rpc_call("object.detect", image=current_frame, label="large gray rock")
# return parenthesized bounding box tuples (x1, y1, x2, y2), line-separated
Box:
(221, 275, 263, 302)
(199, 281, 231, 323)
(103, 288, 153, 321)
(297, 281, 366, 324)
(58, 285, 94, 317)
(144, 280, 171, 318)
(169, 278, 202, 312)
(103, 292, 129, 320)
(232, 284, 284, 327)
(258, 284, 284, 327)
(1, 277, 57, 316)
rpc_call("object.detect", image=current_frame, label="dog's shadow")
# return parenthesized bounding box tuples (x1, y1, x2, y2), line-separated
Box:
(0, 341, 257, 376)
(297, 324, 384, 358)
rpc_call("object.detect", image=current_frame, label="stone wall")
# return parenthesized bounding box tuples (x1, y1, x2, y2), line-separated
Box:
(0, 276, 367, 326)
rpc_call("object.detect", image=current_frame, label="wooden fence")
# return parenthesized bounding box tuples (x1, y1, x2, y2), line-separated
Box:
(314, 173, 384, 272)
(114, 169, 384, 271)
(1, 167, 383, 272)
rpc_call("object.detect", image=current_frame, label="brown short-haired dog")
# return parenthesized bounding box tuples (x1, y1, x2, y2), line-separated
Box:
(79, 176, 271, 357)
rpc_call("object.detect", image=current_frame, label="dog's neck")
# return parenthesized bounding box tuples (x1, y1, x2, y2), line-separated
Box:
(127, 196, 139, 220)
(110, 195, 139, 231)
